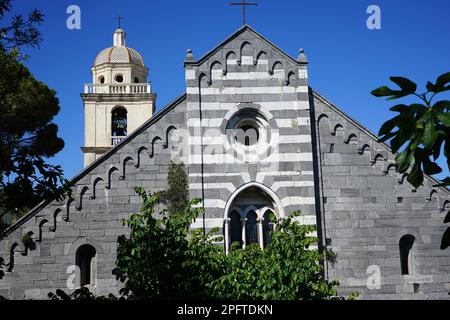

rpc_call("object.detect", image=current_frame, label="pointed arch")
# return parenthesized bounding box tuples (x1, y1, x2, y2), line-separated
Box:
(332, 124, 344, 136)
(50, 208, 62, 232)
(344, 134, 358, 144)
(90, 177, 104, 200)
(120, 157, 135, 180)
(163, 126, 177, 149)
(427, 189, 438, 202)
(37, 219, 49, 242)
(371, 153, 385, 165)
(384, 163, 397, 174)
(239, 41, 253, 65)
(76, 186, 90, 211)
(135, 146, 148, 168)
(269, 61, 283, 75)
(198, 72, 210, 88)
(150, 136, 162, 158)
(441, 200, 450, 212)
(64, 197, 75, 221)
(255, 51, 268, 66)
(209, 61, 223, 83)
(106, 166, 119, 189)
(285, 70, 296, 86)
(358, 144, 370, 155)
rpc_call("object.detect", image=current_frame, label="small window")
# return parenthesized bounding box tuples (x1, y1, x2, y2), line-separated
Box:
(76, 244, 96, 287)
(399, 235, 415, 275)
(98, 76, 105, 84)
(134, 77, 140, 83)
(329, 143, 335, 153)
(115, 74, 124, 83)
(397, 197, 403, 203)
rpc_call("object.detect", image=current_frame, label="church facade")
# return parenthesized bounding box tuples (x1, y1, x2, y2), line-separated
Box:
(0, 25, 449, 299)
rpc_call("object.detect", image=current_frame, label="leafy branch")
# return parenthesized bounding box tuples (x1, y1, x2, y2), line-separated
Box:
(372, 72, 450, 188)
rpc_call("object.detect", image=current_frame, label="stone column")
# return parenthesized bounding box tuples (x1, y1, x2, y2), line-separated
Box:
(257, 218, 264, 249)
(241, 217, 247, 249)
(224, 218, 230, 255)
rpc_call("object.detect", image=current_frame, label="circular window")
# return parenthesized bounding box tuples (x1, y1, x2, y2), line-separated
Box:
(115, 74, 124, 83)
(226, 108, 270, 149)
(234, 120, 260, 146)
(98, 76, 105, 84)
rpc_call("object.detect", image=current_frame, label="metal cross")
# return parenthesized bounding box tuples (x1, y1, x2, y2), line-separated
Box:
(115, 15, 124, 28)
(230, 0, 258, 25)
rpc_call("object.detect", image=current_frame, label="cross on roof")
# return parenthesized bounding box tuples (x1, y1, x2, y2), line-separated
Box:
(230, 0, 258, 25)
(115, 15, 124, 28)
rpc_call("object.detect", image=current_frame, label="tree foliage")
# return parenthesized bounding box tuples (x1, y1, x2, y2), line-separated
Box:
(0, 48, 67, 217)
(0, 0, 43, 50)
(113, 188, 344, 300)
(157, 161, 189, 216)
(372, 73, 450, 188)
(0, 1, 67, 221)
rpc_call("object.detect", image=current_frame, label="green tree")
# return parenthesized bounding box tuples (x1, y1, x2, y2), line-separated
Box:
(113, 187, 344, 300)
(0, 0, 43, 49)
(212, 212, 339, 300)
(372, 73, 450, 189)
(157, 161, 189, 216)
(0, 1, 67, 224)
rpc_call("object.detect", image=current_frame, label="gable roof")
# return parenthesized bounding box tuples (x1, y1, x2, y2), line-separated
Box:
(184, 24, 306, 67)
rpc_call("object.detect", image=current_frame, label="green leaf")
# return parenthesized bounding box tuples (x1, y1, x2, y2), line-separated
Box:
(396, 149, 413, 173)
(407, 163, 424, 188)
(371, 86, 397, 97)
(422, 116, 438, 149)
(390, 76, 417, 95)
(422, 157, 443, 175)
(429, 72, 450, 94)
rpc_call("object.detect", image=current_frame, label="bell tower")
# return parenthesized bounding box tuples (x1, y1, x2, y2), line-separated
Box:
(81, 27, 156, 167)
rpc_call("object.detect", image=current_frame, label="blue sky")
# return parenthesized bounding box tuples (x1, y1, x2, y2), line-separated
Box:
(7, 0, 450, 180)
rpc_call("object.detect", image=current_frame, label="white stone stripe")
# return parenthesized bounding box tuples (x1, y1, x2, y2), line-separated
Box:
(190, 183, 235, 192)
(293, 215, 317, 226)
(189, 172, 251, 183)
(272, 181, 315, 192)
(192, 199, 226, 209)
(281, 197, 316, 206)
(187, 135, 312, 145)
(191, 218, 224, 229)
(185, 69, 196, 80)
(187, 86, 308, 95)
(187, 101, 310, 111)
(275, 118, 310, 127)
(187, 152, 313, 164)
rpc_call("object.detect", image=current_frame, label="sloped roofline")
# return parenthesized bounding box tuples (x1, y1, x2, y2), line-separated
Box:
(185, 24, 306, 66)
(311, 88, 449, 194)
(2, 93, 187, 238)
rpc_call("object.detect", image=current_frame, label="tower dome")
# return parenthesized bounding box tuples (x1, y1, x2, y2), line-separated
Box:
(93, 28, 145, 67)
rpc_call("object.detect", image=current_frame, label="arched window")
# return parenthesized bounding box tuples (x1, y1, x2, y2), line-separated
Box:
(112, 107, 127, 145)
(98, 75, 105, 84)
(262, 210, 274, 247)
(246, 211, 258, 245)
(225, 186, 279, 252)
(399, 235, 415, 275)
(229, 210, 242, 248)
(76, 244, 96, 287)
